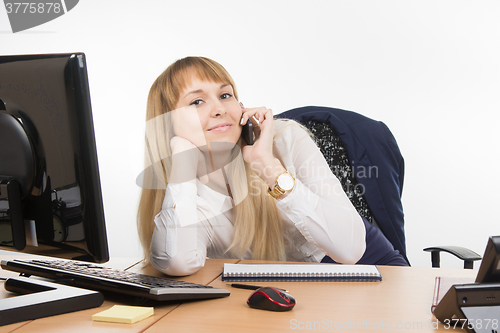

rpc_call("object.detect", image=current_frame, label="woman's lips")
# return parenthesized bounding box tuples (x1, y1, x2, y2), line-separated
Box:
(208, 123, 232, 132)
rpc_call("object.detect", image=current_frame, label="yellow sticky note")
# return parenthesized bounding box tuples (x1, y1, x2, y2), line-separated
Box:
(92, 305, 154, 324)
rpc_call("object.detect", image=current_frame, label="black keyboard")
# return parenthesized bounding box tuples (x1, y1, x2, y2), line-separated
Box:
(1, 259, 230, 301)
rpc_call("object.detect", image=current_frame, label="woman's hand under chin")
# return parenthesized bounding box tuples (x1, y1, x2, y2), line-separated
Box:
(171, 105, 208, 146)
(169, 136, 209, 184)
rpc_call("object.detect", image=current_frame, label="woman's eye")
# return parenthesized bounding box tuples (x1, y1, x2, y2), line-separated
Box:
(190, 99, 203, 106)
(220, 93, 232, 100)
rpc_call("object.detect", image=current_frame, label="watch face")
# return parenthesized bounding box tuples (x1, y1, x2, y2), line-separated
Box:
(277, 173, 294, 191)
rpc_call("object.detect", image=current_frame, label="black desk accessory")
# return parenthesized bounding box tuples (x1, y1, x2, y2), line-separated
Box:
(434, 236, 500, 333)
(2, 259, 230, 302)
(227, 283, 289, 293)
(433, 283, 500, 333)
(0, 276, 103, 326)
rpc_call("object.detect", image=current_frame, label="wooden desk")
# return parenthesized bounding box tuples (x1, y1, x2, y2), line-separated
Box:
(1, 257, 478, 332)
(142, 261, 477, 333)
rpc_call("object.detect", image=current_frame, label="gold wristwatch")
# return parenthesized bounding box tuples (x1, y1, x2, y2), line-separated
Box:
(268, 170, 295, 199)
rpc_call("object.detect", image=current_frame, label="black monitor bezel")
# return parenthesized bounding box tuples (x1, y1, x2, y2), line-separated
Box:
(475, 235, 500, 283)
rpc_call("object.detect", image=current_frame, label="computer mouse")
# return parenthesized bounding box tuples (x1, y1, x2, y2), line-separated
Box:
(246, 287, 296, 311)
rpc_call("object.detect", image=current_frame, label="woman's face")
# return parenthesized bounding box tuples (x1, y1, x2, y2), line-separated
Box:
(172, 76, 242, 147)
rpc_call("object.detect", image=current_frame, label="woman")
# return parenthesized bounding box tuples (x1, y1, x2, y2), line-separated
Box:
(137, 56, 405, 276)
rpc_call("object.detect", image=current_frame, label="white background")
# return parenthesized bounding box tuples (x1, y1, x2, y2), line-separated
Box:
(1, 0, 499, 268)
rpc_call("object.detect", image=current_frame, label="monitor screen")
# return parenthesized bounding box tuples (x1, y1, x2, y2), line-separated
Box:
(476, 235, 500, 283)
(0, 53, 109, 263)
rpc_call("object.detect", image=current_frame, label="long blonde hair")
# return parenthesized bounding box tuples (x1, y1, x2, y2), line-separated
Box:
(137, 57, 286, 263)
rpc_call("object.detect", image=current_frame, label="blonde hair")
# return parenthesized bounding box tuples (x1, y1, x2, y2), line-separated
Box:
(137, 56, 286, 263)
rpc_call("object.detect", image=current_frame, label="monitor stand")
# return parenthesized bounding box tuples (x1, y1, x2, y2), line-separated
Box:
(0, 276, 104, 326)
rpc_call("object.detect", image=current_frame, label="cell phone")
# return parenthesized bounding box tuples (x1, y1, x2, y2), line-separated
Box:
(241, 120, 254, 145)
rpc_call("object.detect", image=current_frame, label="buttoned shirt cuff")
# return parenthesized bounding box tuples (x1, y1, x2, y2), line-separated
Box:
(275, 179, 319, 243)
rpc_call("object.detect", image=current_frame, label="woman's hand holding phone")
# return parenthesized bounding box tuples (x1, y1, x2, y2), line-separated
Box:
(240, 106, 286, 188)
(239, 106, 267, 147)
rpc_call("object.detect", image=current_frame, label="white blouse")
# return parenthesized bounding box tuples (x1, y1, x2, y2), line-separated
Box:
(150, 120, 366, 276)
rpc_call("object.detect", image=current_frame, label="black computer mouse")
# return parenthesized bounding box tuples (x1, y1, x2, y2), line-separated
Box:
(246, 287, 296, 311)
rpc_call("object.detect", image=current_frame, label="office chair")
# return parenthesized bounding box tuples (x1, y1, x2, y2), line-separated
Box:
(423, 246, 481, 269)
(276, 106, 481, 268)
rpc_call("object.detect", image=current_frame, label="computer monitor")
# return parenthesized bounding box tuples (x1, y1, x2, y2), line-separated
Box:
(475, 235, 500, 283)
(0, 52, 109, 264)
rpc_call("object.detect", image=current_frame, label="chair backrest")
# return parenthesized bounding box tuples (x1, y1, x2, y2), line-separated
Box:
(276, 106, 408, 264)
(302, 119, 376, 225)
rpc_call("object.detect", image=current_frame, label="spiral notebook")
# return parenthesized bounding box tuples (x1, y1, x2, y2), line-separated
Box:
(222, 263, 382, 282)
